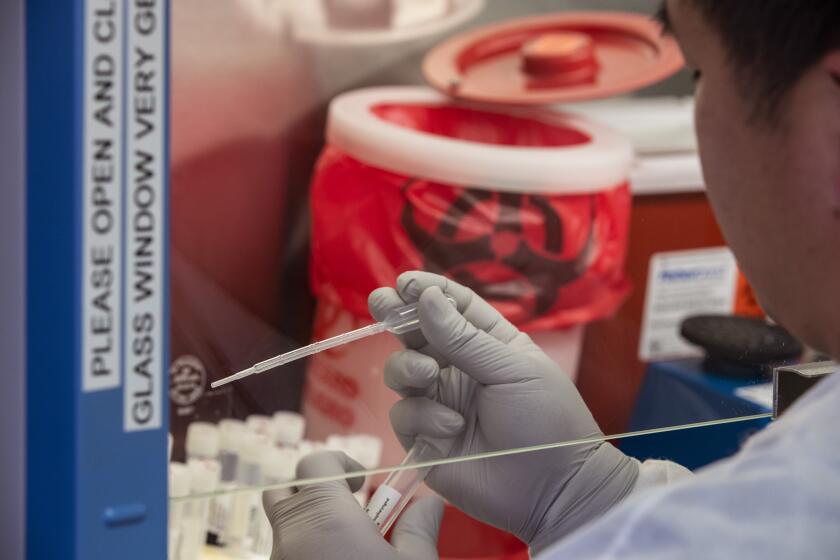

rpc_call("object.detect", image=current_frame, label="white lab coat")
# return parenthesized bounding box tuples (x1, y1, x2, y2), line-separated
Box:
(539, 369, 840, 559)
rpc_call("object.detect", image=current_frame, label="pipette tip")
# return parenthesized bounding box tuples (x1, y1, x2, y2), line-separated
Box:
(210, 367, 255, 389)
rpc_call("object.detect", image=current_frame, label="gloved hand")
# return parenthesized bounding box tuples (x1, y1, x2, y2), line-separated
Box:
(369, 271, 639, 554)
(263, 450, 443, 560)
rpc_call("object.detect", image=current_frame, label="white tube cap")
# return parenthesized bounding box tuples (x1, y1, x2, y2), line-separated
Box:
(187, 458, 221, 494)
(218, 419, 248, 453)
(246, 414, 275, 439)
(325, 434, 349, 453)
(186, 422, 220, 459)
(325, 434, 382, 469)
(261, 447, 298, 483)
(169, 462, 192, 498)
(272, 411, 305, 447)
(239, 432, 272, 465)
(297, 440, 326, 458)
(347, 435, 383, 470)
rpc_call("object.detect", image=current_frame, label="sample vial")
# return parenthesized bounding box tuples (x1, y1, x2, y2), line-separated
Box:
(185, 422, 220, 462)
(261, 446, 298, 487)
(225, 432, 270, 552)
(208, 418, 247, 544)
(186, 458, 221, 558)
(365, 440, 437, 534)
(168, 463, 192, 560)
(297, 439, 326, 457)
(246, 414, 275, 441)
(272, 411, 305, 448)
(253, 446, 299, 556)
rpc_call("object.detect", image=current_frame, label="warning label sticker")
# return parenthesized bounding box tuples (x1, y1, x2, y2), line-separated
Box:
(82, 0, 124, 392)
(639, 247, 738, 362)
(123, 0, 166, 431)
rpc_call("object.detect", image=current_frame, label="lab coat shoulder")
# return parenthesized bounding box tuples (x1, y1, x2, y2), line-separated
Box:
(539, 371, 840, 560)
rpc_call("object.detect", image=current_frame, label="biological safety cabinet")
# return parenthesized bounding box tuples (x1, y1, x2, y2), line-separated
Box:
(3, 1, 170, 558)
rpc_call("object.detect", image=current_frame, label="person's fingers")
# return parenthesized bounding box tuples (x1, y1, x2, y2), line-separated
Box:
(368, 287, 407, 322)
(389, 397, 465, 451)
(396, 271, 522, 344)
(369, 287, 429, 350)
(391, 497, 445, 560)
(263, 451, 366, 529)
(294, 450, 365, 493)
(418, 286, 534, 385)
(262, 486, 295, 519)
(384, 351, 440, 397)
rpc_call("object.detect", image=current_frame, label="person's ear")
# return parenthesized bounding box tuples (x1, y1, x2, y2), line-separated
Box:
(824, 50, 840, 88)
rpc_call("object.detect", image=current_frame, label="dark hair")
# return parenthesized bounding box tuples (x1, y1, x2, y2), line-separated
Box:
(658, 1, 840, 123)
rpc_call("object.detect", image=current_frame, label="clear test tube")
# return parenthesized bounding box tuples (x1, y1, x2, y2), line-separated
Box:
(218, 419, 247, 482)
(246, 414, 276, 441)
(297, 439, 326, 457)
(186, 458, 221, 558)
(209, 419, 247, 545)
(253, 446, 298, 556)
(225, 432, 270, 552)
(365, 440, 437, 534)
(168, 463, 192, 560)
(272, 411, 305, 449)
(185, 422, 220, 462)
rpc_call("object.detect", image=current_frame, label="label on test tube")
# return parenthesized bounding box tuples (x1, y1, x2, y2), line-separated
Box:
(365, 484, 403, 528)
(208, 490, 233, 538)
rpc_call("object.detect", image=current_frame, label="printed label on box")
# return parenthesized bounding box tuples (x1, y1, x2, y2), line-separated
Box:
(639, 247, 738, 362)
(124, 0, 166, 431)
(82, 0, 124, 392)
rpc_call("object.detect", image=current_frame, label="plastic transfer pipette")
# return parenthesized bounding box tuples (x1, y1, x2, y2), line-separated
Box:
(211, 300, 445, 389)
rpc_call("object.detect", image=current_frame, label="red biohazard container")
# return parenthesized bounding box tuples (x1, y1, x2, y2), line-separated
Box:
(312, 86, 635, 328)
(302, 10, 682, 492)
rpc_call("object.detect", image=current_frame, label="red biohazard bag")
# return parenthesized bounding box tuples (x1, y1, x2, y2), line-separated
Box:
(310, 87, 633, 331)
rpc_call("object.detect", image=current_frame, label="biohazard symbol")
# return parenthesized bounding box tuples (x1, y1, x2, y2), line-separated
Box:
(401, 179, 598, 319)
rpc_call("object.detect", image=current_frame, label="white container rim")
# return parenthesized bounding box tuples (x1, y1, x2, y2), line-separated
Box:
(326, 86, 634, 194)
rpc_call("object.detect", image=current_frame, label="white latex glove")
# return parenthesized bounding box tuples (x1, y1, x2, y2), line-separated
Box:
(369, 271, 639, 554)
(263, 450, 443, 560)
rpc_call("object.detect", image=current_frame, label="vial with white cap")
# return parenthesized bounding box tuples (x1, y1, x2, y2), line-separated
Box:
(253, 446, 299, 555)
(225, 432, 271, 552)
(185, 422, 220, 462)
(261, 446, 298, 487)
(208, 418, 247, 544)
(325, 434, 350, 453)
(246, 414, 276, 441)
(272, 411, 305, 448)
(218, 419, 247, 481)
(297, 439, 326, 457)
(168, 462, 192, 560)
(186, 458, 221, 558)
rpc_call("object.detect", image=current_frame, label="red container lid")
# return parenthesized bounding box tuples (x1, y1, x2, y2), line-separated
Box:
(423, 11, 683, 105)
